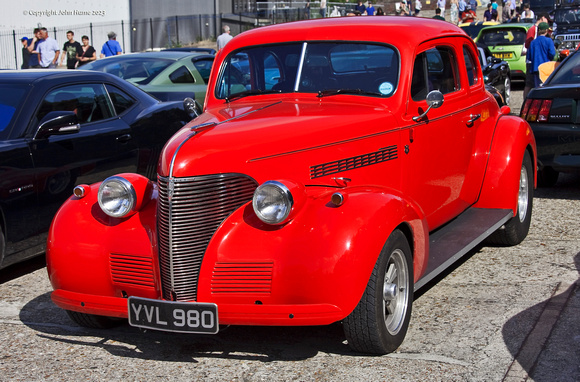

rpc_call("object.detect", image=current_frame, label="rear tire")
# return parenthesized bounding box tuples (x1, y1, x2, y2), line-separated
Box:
(487, 150, 533, 246)
(66, 310, 124, 329)
(343, 229, 413, 354)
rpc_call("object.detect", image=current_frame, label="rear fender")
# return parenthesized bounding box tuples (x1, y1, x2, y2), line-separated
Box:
(475, 115, 536, 213)
(198, 185, 428, 320)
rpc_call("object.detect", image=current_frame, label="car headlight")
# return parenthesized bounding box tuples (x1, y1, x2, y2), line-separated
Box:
(253, 181, 294, 225)
(98, 176, 137, 218)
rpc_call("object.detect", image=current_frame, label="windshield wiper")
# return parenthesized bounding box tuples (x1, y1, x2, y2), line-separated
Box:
(225, 89, 282, 103)
(317, 89, 382, 98)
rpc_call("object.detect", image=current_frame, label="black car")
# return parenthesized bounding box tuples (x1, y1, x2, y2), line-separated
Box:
(520, 49, 580, 186)
(477, 43, 512, 106)
(0, 70, 195, 269)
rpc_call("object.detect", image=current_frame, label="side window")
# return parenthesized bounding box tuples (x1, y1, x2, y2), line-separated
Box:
(463, 46, 479, 87)
(169, 66, 195, 84)
(192, 58, 214, 83)
(105, 84, 136, 115)
(37, 84, 115, 124)
(217, 53, 251, 98)
(411, 47, 459, 101)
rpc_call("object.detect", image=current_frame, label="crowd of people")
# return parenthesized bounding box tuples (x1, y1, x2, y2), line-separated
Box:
(20, 29, 122, 70)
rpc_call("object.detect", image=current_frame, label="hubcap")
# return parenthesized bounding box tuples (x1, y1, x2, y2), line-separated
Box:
(518, 165, 529, 222)
(383, 249, 409, 335)
(504, 77, 511, 106)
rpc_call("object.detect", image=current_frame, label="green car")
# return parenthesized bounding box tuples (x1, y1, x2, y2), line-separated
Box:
(476, 23, 533, 81)
(81, 51, 214, 108)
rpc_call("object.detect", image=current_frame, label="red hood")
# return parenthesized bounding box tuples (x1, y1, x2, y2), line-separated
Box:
(159, 97, 397, 185)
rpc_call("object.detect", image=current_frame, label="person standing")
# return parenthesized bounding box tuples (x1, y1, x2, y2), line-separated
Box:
(320, 0, 327, 18)
(469, 0, 477, 13)
(27, 28, 42, 68)
(366, 2, 376, 15)
(76, 35, 97, 67)
(528, 22, 556, 87)
(304, 1, 310, 19)
(450, 0, 459, 24)
(100, 31, 122, 58)
(217, 25, 233, 52)
(415, 0, 423, 15)
(523, 14, 551, 97)
(355, 1, 366, 14)
(60, 31, 82, 69)
(437, 0, 447, 18)
(21, 37, 31, 69)
(36, 28, 60, 68)
(458, 0, 467, 17)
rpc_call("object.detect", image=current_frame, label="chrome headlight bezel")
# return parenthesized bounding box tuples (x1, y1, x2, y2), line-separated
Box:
(252, 181, 294, 225)
(98, 176, 137, 218)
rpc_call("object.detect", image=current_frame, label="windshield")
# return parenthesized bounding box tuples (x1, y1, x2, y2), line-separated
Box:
(547, 51, 580, 84)
(83, 57, 175, 85)
(479, 28, 527, 46)
(554, 8, 580, 24)
(0, 84, 28, 135)
(216, 42, 399, 100)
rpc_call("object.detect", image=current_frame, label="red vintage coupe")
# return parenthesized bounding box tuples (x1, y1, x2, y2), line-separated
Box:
(47, 16, 536, 354)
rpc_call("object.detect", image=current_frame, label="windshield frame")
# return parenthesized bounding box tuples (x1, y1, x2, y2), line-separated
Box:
(215, 41, 401, 101)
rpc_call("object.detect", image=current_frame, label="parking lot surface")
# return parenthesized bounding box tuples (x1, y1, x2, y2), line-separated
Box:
(0, 87, 578, 382)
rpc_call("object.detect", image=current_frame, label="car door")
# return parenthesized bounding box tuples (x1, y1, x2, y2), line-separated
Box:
(29, 83, 139, 235)
(403, 40, 488, 230)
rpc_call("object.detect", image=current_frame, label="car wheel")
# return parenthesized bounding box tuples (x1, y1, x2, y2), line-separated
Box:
(66, 310, 124, 329)
(503, 76, 511, 106)
(343, 229, 413, 354)
(487, 150, 533, 246)
(537, 166, 559, 187)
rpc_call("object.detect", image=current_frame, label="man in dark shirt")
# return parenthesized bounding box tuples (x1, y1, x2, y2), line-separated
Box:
(21, 37, 31, 69)
(60, 31, 82, 69)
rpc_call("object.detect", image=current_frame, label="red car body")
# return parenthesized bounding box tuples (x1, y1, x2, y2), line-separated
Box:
(47, 17, 536, 354)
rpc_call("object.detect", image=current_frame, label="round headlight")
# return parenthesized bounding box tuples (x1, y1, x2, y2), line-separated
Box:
(98, 176, 137, 218)
(253, 181, 293, 225)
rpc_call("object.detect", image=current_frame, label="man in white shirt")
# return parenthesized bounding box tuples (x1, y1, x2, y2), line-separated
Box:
(217, 25, 233, 52)
(37, 28, 60, 68)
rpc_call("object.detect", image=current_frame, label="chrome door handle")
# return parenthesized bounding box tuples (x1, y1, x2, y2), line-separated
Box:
(116, 134, 132, 143)
(467, 114, 481, 125)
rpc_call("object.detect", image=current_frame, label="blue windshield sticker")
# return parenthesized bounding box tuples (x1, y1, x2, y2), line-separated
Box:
(378, 82, 394, 95)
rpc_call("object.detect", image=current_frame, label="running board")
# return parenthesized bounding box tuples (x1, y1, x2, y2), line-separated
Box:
(414, 208, 513, 291)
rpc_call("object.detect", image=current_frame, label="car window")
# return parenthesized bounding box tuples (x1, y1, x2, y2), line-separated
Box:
(548, 51, 580, 85)
(192, 58, 214, 83)
(411, 47, 459, 101)
(463, 46, 479, 87)
(479, 28, 527, 46)
(169, 66, 195, 84)
(37, 84, 115, 124)
(0, 84, 28, 135)
(216, 42, 399, 99)
(84, 58, 175, 85)
(105, 84, 137, 115)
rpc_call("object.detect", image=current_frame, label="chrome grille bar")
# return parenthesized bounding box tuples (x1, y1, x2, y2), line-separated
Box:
(158, 174, 258, 301)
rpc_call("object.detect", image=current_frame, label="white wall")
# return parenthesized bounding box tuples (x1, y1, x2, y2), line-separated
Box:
(1, 0, 129, 30)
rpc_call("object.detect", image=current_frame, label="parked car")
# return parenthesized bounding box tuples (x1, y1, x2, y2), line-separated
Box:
(476, 23, 533, 80)
(521, 48, 580, 186)
(80, 51, 214, 108)
(477, 43, 512, 105)
(0, 70, 195, 269)
(163, 47, 217, 55)
(47, 17, 536, 355)
(459, 20, 500, 40)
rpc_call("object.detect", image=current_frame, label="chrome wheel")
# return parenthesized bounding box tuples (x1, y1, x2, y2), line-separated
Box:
(517, 164, 529, 223)
(503, 76, 511, 106)
(383, 248, 410, 335)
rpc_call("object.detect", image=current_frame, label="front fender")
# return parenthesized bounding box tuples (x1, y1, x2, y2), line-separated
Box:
(475, 115, 537, 213)
(197, 185, 428, 323)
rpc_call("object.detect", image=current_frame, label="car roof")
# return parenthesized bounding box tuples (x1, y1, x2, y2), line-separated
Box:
(98, 51, 211, 62)
(224, 17, 469, 53)
(0, 69, 124, 84)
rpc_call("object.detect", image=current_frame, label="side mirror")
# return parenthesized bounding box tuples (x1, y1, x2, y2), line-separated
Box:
(183, 97, 200, 118)
(413, 90, 444, 122)
(34, 111, 80, 140)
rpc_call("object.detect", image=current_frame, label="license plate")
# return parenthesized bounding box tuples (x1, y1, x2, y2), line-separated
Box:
(128, 296, 219, 334)
(493, 52, 513, 59)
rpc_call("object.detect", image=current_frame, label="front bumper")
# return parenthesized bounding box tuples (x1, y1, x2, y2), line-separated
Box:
(52, 289, 344, 326)
(531, 122, 580, 171)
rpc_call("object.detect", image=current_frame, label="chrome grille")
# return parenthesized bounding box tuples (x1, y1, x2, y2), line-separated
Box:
(157, 174, 258, 301)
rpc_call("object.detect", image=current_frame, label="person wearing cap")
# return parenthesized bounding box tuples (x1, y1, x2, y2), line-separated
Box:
(528, 22, 557, 87)
(523, 13, 551, 98)
(21, 37, 31, 69)
(100, 31, 122, 58)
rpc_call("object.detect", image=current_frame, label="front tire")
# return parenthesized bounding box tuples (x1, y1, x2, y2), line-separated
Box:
(343, 229, 413, 354)
(487, 150, 533, 246)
